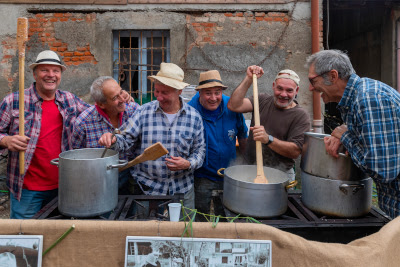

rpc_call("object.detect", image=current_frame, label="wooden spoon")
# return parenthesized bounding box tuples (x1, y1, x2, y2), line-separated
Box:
(17, 18, 28, 175)
(252, 74, 269, 184)
(119, 142, 169, 172)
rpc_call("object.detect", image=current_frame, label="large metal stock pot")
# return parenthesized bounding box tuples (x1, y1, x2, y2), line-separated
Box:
(50, 148, 127, 217)
(218, 165, 296, 218)
(301, 132, 366, 180)
(300, 132, 372, 217)
(301, 171, 372, 217)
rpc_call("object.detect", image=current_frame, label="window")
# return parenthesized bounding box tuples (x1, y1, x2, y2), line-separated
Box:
(112, 30, 170, 104)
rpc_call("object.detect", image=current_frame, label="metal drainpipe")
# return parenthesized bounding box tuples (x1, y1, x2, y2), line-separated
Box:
(397, 19, 400, 92)
(311, 0, 323, 133)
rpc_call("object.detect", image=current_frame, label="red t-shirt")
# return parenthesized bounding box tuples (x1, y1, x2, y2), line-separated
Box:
(23, 99, 62, 191)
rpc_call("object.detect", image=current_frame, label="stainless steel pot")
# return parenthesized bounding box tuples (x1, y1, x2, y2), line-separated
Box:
(50, 148, 127, 217)
(301, 171, 372, 218)
(301, 132, 366, 181)
(219, 165, 296, 218)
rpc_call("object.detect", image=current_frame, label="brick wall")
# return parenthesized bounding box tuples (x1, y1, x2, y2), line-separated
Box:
(28, 13, 98, 66)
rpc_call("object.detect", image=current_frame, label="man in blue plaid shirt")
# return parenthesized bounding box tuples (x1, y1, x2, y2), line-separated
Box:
(99, 63, 206, 211)
(306, 50, 400, 218)
(72, 76, 140, 194)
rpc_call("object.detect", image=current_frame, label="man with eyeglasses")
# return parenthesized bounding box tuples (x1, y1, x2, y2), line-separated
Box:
(71, 76, 140, 194)
(228, 66, 310, 181)
(306, 49, 400, 219)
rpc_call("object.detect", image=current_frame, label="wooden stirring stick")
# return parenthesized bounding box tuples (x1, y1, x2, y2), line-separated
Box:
(252, 74, 269, 184)
(17, 18, 28, 175)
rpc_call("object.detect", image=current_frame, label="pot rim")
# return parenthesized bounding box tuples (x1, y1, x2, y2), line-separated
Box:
(58, 148, 119, 160)
(223, 165, 290, 189)
(304, 132, 329, 139)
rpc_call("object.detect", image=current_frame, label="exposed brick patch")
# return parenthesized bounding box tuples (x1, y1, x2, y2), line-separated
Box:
(24, 13, 98, 67)
(0, 37, 18, 90)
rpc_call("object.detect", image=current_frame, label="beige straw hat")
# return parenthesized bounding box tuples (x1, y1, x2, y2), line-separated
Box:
(275, 69, 300, 86)
(196, 70, 227, 90)
(29, 50, 67, 71)
(148, 62, 189, 90)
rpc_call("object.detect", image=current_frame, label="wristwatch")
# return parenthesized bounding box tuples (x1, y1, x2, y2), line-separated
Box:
(266, 135, 274, 146)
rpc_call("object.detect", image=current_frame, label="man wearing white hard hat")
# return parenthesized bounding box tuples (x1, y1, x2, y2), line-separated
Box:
(228, 66, 310, 180)
(188, 70, 248, 219)
(99, 62, 205, 213)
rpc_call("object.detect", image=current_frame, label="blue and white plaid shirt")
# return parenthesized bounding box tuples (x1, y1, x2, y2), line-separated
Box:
(71, 102, 140, 160)
(338, 74, 400, 218)
(115, 97, 205, 195)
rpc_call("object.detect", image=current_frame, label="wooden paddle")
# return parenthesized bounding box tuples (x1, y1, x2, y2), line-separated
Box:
(119, 142, 169, 172)
(17, 18, 28, 175)
(252, 74, 269, 184)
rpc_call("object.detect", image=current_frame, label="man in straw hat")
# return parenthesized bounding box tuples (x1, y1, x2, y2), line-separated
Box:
(0, 50, 91, 219)
(99, 62, 205, 212)
(188, 70, 248, 219)
(228, 66, 310, 180)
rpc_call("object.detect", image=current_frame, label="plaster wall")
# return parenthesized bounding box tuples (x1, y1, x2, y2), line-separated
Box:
(0, 2, 315, 117)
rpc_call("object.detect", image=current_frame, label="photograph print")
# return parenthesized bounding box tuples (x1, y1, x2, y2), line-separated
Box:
(125, 236, 271, 267)
(0, 235, 43, 267)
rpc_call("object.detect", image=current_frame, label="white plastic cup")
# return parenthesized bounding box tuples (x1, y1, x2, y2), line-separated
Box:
(168, 203, 181, 222)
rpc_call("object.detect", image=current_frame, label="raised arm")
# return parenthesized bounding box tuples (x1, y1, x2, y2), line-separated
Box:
(227, 65, 264, 113)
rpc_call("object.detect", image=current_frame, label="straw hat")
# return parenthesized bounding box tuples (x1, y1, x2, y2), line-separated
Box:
(148, 62, 189, 90)
(196, 70, 227, 90)
(275, 69, 300, 86)
(29, 50, 67, 71)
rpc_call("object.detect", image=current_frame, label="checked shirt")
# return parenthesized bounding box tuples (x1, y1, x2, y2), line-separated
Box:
(71, 102, 140, 160)
(337, 74, 400, 218)
(115, 98, 206, 195)
(0, 83, 90, 200)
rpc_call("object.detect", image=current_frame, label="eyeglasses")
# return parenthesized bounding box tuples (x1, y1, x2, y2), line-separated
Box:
(309, 71, 330, 86)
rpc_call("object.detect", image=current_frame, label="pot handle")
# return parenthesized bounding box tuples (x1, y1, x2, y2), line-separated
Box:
(50, 158, 59, 167)
(107, 159, 128, 170)
(285, 180, 297, 191)
(217, 168, 225, 177)
(339, 183, 365, 195)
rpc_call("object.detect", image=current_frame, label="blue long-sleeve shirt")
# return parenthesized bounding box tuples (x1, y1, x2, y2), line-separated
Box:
(337, 73, 400, 218)
(188, 92, 248, 181)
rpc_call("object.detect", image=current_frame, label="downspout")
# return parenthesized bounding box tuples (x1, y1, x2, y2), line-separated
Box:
(311, 0, 323, 133)
(397, 19, 400, 92)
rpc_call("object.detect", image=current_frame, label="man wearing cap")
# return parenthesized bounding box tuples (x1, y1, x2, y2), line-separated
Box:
(71, 76, 140, 194)
(0, 51, 133, 219)
(228, 66, 310, 180)
(0, 50, 91, 219)
(99, 62, 205, 211)
(187, 70, 248, 218)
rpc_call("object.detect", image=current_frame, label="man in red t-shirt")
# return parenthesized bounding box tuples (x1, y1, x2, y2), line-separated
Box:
(0, 50, 90, 219)
(0, 50, 133, 219)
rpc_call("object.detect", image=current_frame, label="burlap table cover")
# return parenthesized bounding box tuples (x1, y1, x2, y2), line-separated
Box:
(0, 217, 398, 266)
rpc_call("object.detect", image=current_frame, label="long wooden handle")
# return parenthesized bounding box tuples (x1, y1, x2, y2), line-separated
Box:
(17, 18, 28, 175)
(253, 74, 265, 177)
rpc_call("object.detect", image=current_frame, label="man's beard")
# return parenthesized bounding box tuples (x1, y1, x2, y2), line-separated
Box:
(274, 96, 294, 109)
